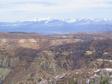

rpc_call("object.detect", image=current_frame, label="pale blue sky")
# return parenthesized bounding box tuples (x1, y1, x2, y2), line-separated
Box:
(0, 0, 112, 21)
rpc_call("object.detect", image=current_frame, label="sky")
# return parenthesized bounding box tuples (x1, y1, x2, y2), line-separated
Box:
(0, 0, 112, 22)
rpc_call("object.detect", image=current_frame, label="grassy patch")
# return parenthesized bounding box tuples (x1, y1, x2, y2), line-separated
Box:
(0, 68, 10, 80)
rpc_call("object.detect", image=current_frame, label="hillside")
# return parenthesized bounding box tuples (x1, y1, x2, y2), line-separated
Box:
(0, 32, 111, 84)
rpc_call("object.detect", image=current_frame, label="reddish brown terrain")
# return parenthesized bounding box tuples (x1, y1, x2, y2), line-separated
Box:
(0, 32, 111, 84)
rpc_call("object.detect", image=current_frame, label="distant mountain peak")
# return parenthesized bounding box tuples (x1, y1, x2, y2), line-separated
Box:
(0, 19, 112, 34)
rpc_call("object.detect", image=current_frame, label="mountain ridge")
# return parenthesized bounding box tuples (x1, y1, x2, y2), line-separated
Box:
(0, 19, 112, 34)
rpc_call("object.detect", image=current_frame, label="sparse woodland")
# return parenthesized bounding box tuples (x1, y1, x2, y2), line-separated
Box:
(0, 33, 111, 84)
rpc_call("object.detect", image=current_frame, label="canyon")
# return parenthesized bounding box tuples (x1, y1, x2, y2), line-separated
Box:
(0, 32, 111, 84)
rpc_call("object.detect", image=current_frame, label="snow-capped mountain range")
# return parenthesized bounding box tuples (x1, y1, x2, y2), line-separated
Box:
(0, 19, 112, 34)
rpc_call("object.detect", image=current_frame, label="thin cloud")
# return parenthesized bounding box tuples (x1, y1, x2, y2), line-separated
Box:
(0, 0, 112, 21)
(14, 1, 55, 6)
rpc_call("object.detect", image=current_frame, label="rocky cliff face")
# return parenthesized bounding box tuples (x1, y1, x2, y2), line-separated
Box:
(0, 33, 111, 84)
